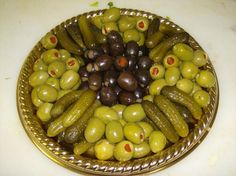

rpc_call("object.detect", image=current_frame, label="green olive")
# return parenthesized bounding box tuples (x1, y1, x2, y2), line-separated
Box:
(37, 84, 58, 102)
(71, 80, 81, 90)
(176, 78, 194, 94)
(41, 49, 60, 64)
(119, 119, 127, 127)
(73, 141, 93, 156)
(149, 64, 165, 80)
(180, 61, 199, 79)
(102, 7, 121, 23)
(48, 61, 66, 78)
(84, 118, 105, 143)
(123, 104, 146, 122)
(33, 59, 48, 71)
(113, 140, 134, 161)
(102, 22, 119, 35)
(149, 130, 167, 153)
(123, 29, 140, 43)
(118, 16, 136, 32)
(111, 104, 126, 119)
(172, 43, 194, 61)
(36, 103, 53, 122)
(137, 121, 154, 139)
(124, 123, 145, 144)
(193, 50, 207, 67)
(163, 54, 180, 68)
(31, 87, 44, 107)
(60, 70, 80, 90)
(133, 142, 151, 158)
(46, 77, 60, 90)
(40, 32, 58, 49)
(94, 139, 114, 160)
(137, 32, 145, 46)
(29, 71, 49, 87)
(149, 78, 167, 95)
(136, 17, 149, 32)
(94, 106, 120, 124)
(106, 120, 124, 143)
(65, 57, 80, 72)
(190, 82, 202, 96)
(91, 15, 104, 29)
(59, 49, 71, 62)
(165, 67, 180, 86)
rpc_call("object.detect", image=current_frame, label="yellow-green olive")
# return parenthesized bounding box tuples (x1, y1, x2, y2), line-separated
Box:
(149, 130, 167, 153)
(94, 139, 114, 160)
(137, 121, 154, 139)
(33, 59, 48, 71)
(94, 106, 119, 124)
(41, 49, 60, 64)
(36, 102, 53, 122)
(123, 104, 146, 122)
(105, 120, 124, 143)
(60, 70, 80, 90)
(37, 84, 58, 102)
(31, 87, 44, 107)
(133, 142, 151, 158)
(29, 71, 49, 87)
(46, 77, 60, 90)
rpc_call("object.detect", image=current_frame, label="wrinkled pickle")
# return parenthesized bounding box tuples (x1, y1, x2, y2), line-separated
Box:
(78, 15, 97, 49)
(147, 18, 160, 38)
(145, 31, 165, 49)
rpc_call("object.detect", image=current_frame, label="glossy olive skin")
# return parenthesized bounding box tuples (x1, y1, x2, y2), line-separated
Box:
(138, 45, 149, 57)
(133, 142, 151, 159)
(126, 41, 139, 57)
(40, 33, 58, 49)
(95, 54, 113, 71)
(123, 123, 145, 144)
(134, 86, 144, 101)
(105, 120, 124, 143)
(114, 56, 129, 71)
(102, 22, 119, 35)
(127, 56, 138, 70)
(31, 87, 44, 107)
(111, 104, 126, 118)
(94, 139, 114, 160)
(78, 66, 90, 82)
(109, 42, 124, 56)
(100, 43, 110, 55)
(118, 91, 136, 105)
(100, 86, 117, 106)
(135, 69, 151, 87)
(60, 70, 80, 90)
(123, 29, 140, 43)
(37, 103, 53, 122)
(117, 71, 138, 92)
(118, 16, 136, 32)
(103, 70, 118, 87)
(107, 30, 123, 44)
(48, 61, 66, 78)
(37, 84, 58, 102)
(102, 7, 121, 23)
(33, 59, 48, 71)
(123, 104, 146, 122)
(149, 130, 167, 153)
(46, 77, 60, 90)
(84, 118, 105, 143)
(41, 49, 60, 65)
(29, 71, 49, 87)
(137, 56, 153, 69)
(88, 72, 102, 91)
(137, 121, 154, 139)
(113, 140, 134, 161)
(65, 57, 80, 72)
(94, 106, 120, 124)
(59, 49, 71, 62)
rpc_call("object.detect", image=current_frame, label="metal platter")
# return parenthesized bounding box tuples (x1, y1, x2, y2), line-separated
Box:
(17, 8, 219, 175)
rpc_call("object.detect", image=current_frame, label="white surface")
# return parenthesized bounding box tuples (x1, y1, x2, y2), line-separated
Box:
(0, 0, 236, 175)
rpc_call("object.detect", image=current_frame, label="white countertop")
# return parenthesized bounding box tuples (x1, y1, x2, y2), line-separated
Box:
(1, 0, 236, 175)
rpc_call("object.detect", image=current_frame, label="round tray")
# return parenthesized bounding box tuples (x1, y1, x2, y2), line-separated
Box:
(17, 8, 219, 175)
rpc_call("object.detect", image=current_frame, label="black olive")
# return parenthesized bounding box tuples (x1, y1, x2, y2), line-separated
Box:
(88, 72, 102, 91)
(110, 42, 124, 56)
(127, 56, 138, 70)
(100, 43, 110, 55)
(135, 69, 151, 87)
(95, 54, 113, 71)
(118, 91, 136, 105)
(126, 41, 139, 58)
(114, 85, 122, 95)
(104, 70, 118, 87)
(134, 86, 145, 102)
(117, 71, 138, 92)
(114, 56, 129, 71)
(78, 66, 90, 81)
(100, 86, 117, 106)
(107, 30, 123, 44)
(138, 45, 149, 57)
(84, 47, 104, 60)
(137, 56, 153, 69)
(79, 81, 89, 90)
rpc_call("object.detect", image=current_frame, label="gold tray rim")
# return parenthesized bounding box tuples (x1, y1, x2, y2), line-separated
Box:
(16, 8, 219, 175)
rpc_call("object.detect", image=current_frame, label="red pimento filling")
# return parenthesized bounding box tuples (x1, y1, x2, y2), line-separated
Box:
(138, 21, 145, 29)
(152, 68, 159, 75)
(118, 57, 128, 67)
(54, 52, 59, 57)
(124, 144, 132, 152)
(167, 57, 174, 65)
(68, 60, 75, 66)
(50, 36, 57, 44)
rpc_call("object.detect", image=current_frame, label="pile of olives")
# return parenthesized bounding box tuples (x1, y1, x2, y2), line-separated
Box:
(28, 6, 216, 162)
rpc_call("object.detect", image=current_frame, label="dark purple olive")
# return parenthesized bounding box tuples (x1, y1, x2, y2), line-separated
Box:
(100, 86, 117, 106)
(79, 81, 89, 90)
(84, 47, 104, 60)
(114, 85, 122, 95)
(137, 56, 153, 69)
(117, 71, 138, 92)
(134, 86, 145, 102)
(107, 30, 123, 44)
(114, 56, 129, 71)
(118, 91, 136, 105)
(88, 72, 102, 91)
(127, 56, 138, 70)
(110, 42, 124, 56)
(78, 66, 90, 81)
(135, 69, 151, 87)
(126, 41, 139, 57)
(104, 70, 118, 87)
(138, 45, 149, 57)
(100, 43, 110, 55)
(95, 54, 113, 71)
